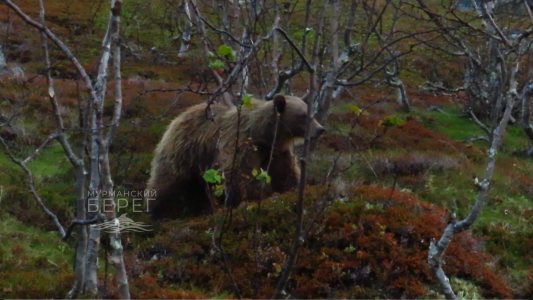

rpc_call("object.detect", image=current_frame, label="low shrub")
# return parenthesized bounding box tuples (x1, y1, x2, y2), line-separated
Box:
(132, 185, 512, 298)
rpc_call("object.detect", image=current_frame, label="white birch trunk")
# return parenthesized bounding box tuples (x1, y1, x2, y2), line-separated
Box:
(178, 0, 193, 57)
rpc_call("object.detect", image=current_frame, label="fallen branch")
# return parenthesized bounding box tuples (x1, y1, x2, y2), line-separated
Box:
(427, 105, 448, 115)
(463, 136, 490, 143)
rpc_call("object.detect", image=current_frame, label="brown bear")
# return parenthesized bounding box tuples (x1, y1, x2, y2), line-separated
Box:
(145, 95, 325, 219)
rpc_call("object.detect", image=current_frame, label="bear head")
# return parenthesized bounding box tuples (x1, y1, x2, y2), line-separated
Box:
(272, 94, 325, 144)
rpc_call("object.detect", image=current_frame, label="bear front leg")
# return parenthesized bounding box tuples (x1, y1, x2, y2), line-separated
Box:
(224, 168, 248, 208)
(268, 150, 300, 193)
(219, 144, 264, 208)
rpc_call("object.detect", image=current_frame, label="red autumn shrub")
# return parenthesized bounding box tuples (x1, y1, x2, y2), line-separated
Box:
(374, 121, 482, 157)
(132, 185, 511, 298)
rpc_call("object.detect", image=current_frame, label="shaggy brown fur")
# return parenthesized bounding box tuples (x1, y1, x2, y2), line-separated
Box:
(146, 95, 325, 219)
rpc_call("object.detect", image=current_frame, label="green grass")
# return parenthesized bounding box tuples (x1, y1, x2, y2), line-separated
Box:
(0, 213, 75, 299)
(26, 143, 72, 177)
(477, 192, 532, 229)
(0, 151, 12, 170)
(0, 142, 71, 179)
(423, 107, 531, 150)
(0, 213, 72, 264)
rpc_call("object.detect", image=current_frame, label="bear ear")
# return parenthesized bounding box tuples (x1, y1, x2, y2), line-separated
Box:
(273, 95, 287, 114)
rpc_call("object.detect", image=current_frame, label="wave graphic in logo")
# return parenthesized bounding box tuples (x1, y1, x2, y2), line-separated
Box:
(92, 213, 152, 233)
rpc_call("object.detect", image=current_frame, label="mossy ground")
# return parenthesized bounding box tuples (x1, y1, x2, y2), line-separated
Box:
(0, 214, 74, 298)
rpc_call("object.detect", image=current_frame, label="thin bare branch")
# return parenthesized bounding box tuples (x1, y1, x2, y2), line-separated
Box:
(0, 137, 66, 237)
(63, 214, 100, 241)
(266, 0, 313, 100)
(272, 3, 321, 294)
(468, 111, 491, 136)
(21, 132, 59, 164)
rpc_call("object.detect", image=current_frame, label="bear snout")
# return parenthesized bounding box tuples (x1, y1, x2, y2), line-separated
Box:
(313, 126, 326, 138)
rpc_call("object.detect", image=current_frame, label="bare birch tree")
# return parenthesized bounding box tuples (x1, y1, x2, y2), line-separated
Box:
(178, 0, 194, 57)
(265, 0, 422, 123)
(1, 0, 130, 298)
(417, 0, 532, 132)
(404, 0, 533, 297)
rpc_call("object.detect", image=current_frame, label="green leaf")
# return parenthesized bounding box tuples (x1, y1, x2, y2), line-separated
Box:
(208, 59, 225, 69)
(380, 115, 405, 127)
(242, 93, 253, 108)
(217, 45, 232, 56)
(256, 169, 271, 183)
(252, 169, 258, 176)
(217, 45, 235, 61)
(343, 244, 356, 253)
(345, 104, 362, 115)
(203, 169, 222, 184)
(214, 184, 226, 197)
